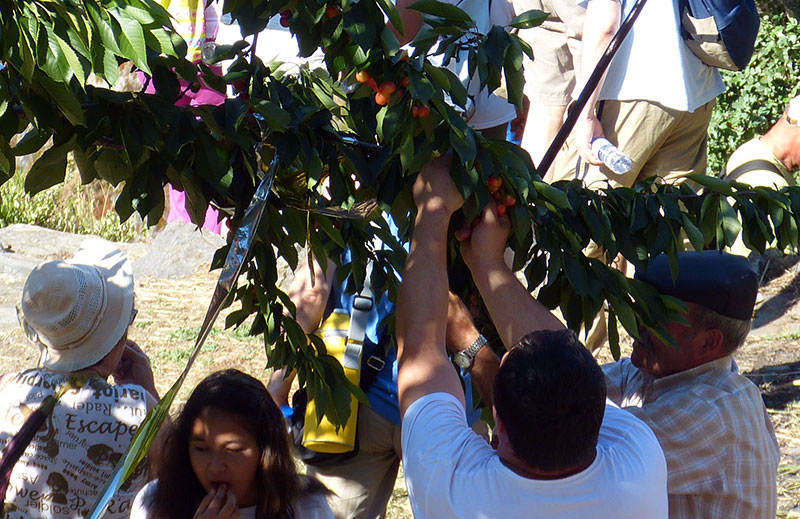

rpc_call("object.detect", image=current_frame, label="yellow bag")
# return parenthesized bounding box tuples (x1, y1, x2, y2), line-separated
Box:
(302, 307, 365, 453)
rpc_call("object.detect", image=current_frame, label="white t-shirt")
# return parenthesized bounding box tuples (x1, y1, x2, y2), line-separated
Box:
(581, 0, 725, 112)
(130, 480, 334, 519)
(401, 392, 668, 519)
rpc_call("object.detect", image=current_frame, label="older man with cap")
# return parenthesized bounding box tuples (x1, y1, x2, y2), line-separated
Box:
(454, 196, 779, 518)
(0, 238, 160, 519)
(603, 251, 780, 518)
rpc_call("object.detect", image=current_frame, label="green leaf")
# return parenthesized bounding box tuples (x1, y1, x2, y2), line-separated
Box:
(0, 139, 15, 182)
(35, 72, 86, 126)
(532, 181, 570, 208)
(41, 25, 72, 83)
(687, 173, 734, 195)
(607, 308, 621, 361)
(409, 0, 475, 25)
(25, 138, 75, 195)
(376, 0, 404, 36)
(509, 9, 548, 29)
(95, 149, 132, 185)
(53, 29, 87, 84)
(108, 8, 149, 73)
(251, 100, 291, 131)
(72, 146, 99, 184)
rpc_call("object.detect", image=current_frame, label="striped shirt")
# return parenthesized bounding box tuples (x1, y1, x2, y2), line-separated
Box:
(603, 356, 780, 519)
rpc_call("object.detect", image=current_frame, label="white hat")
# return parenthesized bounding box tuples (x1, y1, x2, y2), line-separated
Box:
(19, 238, 134, 372)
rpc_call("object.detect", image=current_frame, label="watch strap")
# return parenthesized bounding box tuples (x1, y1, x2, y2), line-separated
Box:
(464, 334, 488, 360)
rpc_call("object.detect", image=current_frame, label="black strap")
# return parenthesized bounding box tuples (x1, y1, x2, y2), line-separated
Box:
(359, 338, 390, 392)
(722, 159, 783, 182)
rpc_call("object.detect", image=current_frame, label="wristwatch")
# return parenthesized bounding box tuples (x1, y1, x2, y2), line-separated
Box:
(454, 334, 488, 369)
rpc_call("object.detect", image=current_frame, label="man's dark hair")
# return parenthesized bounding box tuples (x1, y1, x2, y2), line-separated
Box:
(493, 329, 607, 472)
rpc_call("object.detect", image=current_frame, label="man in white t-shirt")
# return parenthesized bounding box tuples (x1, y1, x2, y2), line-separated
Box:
(395, 156, 668, 519)
(550, 0, 725, 187)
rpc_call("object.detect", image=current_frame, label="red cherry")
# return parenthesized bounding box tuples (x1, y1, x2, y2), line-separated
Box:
(400, 77, 410, 88)
(504, 194, 516, 207)
(355, 70, 371, 84)
(416, 105, 430, 118)
(379, 81, 397, 96)
(325, 5, 341, 18)
(496, 203, 507, 217)
(374, 91, 390, 106)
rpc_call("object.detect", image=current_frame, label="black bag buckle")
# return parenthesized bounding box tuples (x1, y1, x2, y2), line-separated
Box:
(366, 355, 385, 372)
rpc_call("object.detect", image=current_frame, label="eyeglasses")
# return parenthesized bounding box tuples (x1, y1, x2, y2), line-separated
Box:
(129, 308, 138, 327)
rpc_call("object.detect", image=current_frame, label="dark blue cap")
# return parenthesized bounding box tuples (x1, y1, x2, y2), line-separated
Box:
(634, 251, 758, 320)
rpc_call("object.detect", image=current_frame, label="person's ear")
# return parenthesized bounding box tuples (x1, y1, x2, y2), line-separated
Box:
(697, 328, 725, 362)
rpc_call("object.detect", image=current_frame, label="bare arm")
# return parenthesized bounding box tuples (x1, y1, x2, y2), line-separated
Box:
(573, 0, 621, 165)
(458, 202, 564, 350)
(267, 254, 336, 407)
(397, 156, 467, 416)
(445, 292, 500, 405)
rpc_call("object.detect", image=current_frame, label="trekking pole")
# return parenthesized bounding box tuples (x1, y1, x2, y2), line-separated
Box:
(536, 0, 650, 174)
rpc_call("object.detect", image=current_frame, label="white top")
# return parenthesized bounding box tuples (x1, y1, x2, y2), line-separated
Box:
(429, 0, 517, 130)
(401, 392, 668, 519)
(0, 369, 150, 519)
(130, 480, 334, 519)
(581, 0, 725, 112)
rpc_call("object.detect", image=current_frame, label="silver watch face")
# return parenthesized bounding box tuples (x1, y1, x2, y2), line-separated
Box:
(454, 351, 471, 369)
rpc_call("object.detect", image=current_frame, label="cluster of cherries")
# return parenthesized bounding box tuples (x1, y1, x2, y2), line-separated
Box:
(355, 70, 431, 117)
(487, 176, 516, 217)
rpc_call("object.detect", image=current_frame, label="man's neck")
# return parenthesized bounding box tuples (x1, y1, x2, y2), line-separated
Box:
(760, 130, 799, 171)
(498, 448, 597, 480)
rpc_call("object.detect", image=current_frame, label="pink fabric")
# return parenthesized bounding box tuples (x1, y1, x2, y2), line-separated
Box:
(137, 62, 226, 233)
(167, 186, 223, 233)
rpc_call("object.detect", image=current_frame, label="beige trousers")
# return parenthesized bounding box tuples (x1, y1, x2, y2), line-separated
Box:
(551, 98, 714, 351)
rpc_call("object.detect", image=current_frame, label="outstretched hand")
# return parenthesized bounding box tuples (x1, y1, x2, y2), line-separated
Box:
(456, 200, 511, 273)
(412, 154, 464, 217)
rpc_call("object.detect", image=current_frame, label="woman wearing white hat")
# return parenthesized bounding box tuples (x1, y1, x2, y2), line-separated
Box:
(0, 238, 161, 519)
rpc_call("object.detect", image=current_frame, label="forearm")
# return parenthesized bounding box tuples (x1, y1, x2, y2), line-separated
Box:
(397, 208, 464, 414)
(393, 0, 424, 46)
(469, 258, 564, 350)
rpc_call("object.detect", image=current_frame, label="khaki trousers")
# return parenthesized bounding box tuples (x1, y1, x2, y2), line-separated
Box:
(551, 98, 714, 351)
(307, 405, 402, 519)
(552, 99, 715, 187)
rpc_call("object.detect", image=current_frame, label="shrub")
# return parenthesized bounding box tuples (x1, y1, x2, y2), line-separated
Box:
(0, 159, 149, 242)
(708, 11, 800, 176)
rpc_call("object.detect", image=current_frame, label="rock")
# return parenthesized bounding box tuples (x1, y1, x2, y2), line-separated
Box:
(133, 221, 226, 278)
(0, 223, 148, 262)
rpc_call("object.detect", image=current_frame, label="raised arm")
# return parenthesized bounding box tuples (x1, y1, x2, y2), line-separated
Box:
(393, 0, 425, 46)
(458, 202, 564, 350)
(397, 156, 466, 416)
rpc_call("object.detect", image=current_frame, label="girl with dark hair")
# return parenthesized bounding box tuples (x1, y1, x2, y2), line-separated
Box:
(131, 369, 332, 519)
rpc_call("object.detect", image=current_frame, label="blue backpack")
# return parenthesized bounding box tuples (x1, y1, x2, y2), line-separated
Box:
(679, 0, 760, 71)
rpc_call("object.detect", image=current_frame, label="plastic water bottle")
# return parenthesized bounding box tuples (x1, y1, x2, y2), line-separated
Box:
(591, 138, 632, 175)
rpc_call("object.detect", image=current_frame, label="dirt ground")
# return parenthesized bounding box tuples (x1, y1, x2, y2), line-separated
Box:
(1, 254, 799, 518)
